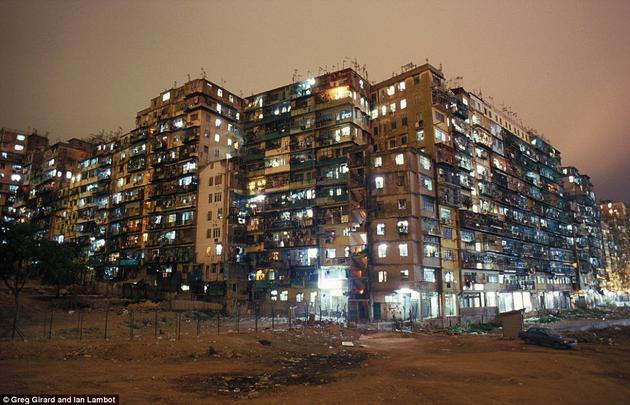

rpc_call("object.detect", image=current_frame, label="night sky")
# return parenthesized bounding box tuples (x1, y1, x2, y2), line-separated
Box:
(1, 0, 629, 202)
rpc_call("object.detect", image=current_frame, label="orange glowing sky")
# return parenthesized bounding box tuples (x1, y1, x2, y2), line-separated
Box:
(1, 0, 629, 201)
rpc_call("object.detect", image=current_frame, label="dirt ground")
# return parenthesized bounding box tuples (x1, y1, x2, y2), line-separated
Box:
(1, 289, 630, 404)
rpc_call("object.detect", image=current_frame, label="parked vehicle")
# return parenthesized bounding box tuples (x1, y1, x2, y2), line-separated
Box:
(519, 327, 577, 349)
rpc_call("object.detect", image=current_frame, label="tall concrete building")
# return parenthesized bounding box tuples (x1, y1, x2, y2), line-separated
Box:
(600, 201, 630, 293)
(16, 138, 94, 240)
(562, 166, 606, 302)
(7, 60, 617, 318)
(240, 69, 371, 319)
(369, 64, 462, 322)
(0, 128, 48, 223)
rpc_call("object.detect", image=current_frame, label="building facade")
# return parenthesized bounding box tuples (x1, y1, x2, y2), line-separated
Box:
(600, 201, 630, 294)
(7, 61, 618, 319)
(0, 128, 48, 223)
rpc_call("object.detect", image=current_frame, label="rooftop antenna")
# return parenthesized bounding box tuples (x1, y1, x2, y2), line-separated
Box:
(425, 58, 429, 64)
(187, 73, 191, 82)
(292, 69, 300, 82)
(200, 67, 207, 80)
(173, 81, 177, 89)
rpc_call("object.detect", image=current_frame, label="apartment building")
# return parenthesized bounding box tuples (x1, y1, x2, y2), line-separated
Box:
(0, 128, 48, 223)
(561, 166, 605, 303)
(7, 61, 615, 318)
(116, 78, 247, 300)
(16, 139, 94, 240)
(600, 201, 630, 292)
(369, 64, 462, 322)
(240, 69, 371, 319)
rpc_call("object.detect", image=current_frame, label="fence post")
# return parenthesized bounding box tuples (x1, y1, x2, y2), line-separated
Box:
(255, 304, 259, 333)
(154, 309, 158, 339)
(236, 302, 240, 333)
(288, 306, 292, 329)
(129, 310, 134, 340)
(104, 307, 109, 340)
(48, 309, 54, 339)
(319, 304, 322, 322)
(271, 307, 275, 330)
(79, 309, 83, 340)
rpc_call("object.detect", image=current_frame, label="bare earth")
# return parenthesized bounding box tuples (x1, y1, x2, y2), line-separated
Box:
(1, 292, 630, 404)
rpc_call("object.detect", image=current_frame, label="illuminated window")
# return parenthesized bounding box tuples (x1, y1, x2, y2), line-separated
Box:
(389, 103, 396, 113)
(214, 133, 220, 142)
(395, 154, 404, 165)
(399, 243, 408, 257)
(416, 129, 424, 142)
(419, 156, 431, 171)
(14, 144, 24, 151)
(398, 81, 406, 91)
(16, 134, 25, 141)
(216, 243, 223, 255)
(162, 92, 170, 102)
(386, 85, 395, 96)
(375, 156, 382, 167)
(400, 99, 407, 109)
(434, 127, 447, 142)
(296, 293, 303, 302)
(326, 248, 336, 258)
(424, 268, 436, 282)
(397, 220, 409, 234)
(378, 271, 387, 283)
(280, 290, 288, 301)
(215, 118, 222, 128)
(375, 176, 384, 189)
(270, 290, 278, 301)
(421, 176, 433, 190)
(376, 223, 385, 235)
(378, 243, 387, 258)
(217, 89, 223, 97)
(381, 105, 387, 116)
(400, 269, 409, 280)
